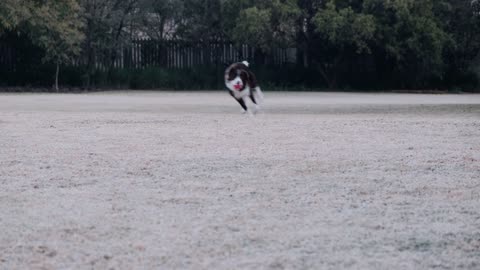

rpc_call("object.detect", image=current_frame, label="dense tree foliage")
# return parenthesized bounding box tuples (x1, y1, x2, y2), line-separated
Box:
(1, 0, 84, 90)
(0, 0, 479, 90)
(313, 0, 375, 88)
(231, 0, 300, 51)
(29, 0, 84, 91)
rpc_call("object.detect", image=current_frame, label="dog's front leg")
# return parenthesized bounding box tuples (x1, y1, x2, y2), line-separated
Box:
(241, 96, 253, 115)
(236, 97, 248, 113)
(229, 91, 247, 113)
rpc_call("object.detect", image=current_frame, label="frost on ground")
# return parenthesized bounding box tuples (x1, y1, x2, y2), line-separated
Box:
(0, 91, 479, 270)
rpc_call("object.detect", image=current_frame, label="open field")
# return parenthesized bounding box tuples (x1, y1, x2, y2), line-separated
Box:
(1, 91, 479, 269)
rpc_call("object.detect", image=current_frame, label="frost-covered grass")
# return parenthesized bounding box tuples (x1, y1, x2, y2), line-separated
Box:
(0, 91, 479, 269)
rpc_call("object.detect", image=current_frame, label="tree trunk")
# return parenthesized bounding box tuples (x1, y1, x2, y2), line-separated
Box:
(54, 61, 60, 92)
(317, 56, 341, 90)
(303, 47, 309, 68)
(318, 64, 338, 89)
(85, 18, 94, 90)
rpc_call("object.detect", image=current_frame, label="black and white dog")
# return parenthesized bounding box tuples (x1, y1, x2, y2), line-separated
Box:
(225, 61, 264, 114)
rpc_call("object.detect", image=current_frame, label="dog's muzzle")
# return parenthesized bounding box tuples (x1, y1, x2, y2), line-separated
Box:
(226, 76, 244, 91)
(233, 82, 243, 90)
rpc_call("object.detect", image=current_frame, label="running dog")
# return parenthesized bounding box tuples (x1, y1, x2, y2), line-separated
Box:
(224, 61, 264, 114)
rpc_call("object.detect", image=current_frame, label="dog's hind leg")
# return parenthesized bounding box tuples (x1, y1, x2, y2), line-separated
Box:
(250, 87, 264, 114)
(249, 92, 261, 114)
(250, 92, 257, 105)
(254, 86, 264, 102)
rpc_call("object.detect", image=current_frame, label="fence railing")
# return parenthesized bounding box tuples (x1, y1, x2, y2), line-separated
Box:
(1, 40, 297, 71)
(0, 42, 15, 71)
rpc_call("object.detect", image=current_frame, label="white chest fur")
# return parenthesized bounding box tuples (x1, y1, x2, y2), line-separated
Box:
(232, 86, 250, 99)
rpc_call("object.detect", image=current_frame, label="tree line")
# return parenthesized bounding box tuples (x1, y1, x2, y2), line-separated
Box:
(0, 0, 479, 91)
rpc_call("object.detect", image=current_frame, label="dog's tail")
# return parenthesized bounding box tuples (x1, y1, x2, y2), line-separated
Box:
(242, 60, 250, 67)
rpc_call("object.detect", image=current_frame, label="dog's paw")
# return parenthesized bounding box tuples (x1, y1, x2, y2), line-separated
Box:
(252, 104, 262, 114)
(244, 108, 254, 116)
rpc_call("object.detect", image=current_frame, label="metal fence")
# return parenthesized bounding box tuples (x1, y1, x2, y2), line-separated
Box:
(1, 39, 297, 71)
(0, 42, 15, 71)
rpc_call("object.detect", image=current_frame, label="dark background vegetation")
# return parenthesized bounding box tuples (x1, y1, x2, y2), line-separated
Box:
(0, 0, 479, 91)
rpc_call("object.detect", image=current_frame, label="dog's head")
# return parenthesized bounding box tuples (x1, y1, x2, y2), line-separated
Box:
(227, 76, 244, 91)
(225, 62, 249, 91)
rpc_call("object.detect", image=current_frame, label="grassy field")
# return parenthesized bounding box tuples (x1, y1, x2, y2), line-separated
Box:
(1, 91, 479, 269)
